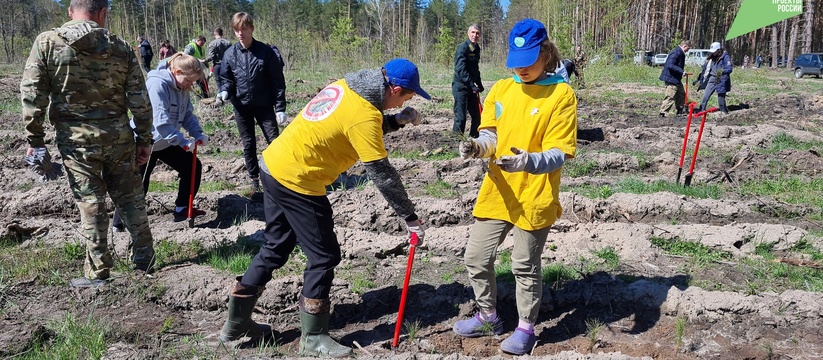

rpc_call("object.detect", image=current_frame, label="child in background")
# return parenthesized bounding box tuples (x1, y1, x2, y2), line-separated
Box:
(112, 53, 209, 230)
(453, 18, 578, 355)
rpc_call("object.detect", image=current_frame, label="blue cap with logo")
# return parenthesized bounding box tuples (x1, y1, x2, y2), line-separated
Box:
(383, 58, 431, 100)
(506, 19, 548, 68)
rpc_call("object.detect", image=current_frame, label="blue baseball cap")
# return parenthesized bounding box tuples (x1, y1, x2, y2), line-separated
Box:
(383, 58, 431, 100)
(506, 19, 548, 68)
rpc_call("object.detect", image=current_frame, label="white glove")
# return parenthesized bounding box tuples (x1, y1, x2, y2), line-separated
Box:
(276, 112, 288, 126)
(195, 134, 209, 146)
(217, 91, 228, 101)
(459, 140, 480, 159)
(406, 219, 425, 246)
(396, 107, 423, 126)
(495, 147, 530, 172)
(182, 139, 196, 152)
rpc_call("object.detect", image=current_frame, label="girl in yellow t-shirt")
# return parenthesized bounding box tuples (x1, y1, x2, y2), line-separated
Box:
(453, 18, 578, 356)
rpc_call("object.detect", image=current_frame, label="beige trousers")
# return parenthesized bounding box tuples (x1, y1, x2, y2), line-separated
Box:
(464, 219, 551, 323)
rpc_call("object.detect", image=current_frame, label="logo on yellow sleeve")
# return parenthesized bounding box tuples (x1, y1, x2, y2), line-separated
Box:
(303, 84, 344, 121)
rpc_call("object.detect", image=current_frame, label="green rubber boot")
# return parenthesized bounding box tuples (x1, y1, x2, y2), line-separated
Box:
(299, 296, 352, 357)
(219, 278, 272, 342)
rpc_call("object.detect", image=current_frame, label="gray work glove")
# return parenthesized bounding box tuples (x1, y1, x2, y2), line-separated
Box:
(25, 147, 63, 182)
(406, 219, 425, 246)
(276, 112, 289, 127)
(459, 140, 480, 159)
(495, 147, 530, 172)
(396, 107, 423, 126)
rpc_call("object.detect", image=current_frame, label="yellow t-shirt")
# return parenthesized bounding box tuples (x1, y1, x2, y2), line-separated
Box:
(472, 76, 578, 230)
(262, 79, 387, 195)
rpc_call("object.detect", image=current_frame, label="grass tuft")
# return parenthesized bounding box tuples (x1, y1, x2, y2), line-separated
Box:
(20, 313, 109, 360)
(424, 179, 456, 198)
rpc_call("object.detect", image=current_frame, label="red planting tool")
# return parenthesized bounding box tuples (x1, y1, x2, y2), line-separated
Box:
(676, 102, 697, 185)
(684, 107, 719, 187)
(187, 141, 199, 228)
(392, 232, 420, 349)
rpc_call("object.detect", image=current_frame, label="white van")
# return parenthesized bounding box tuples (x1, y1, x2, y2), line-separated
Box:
(686, 49, 711, 66)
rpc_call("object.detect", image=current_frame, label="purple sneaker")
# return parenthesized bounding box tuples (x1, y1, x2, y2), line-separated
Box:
(453, 313, 504, 337)
(500, 327, 537, 355)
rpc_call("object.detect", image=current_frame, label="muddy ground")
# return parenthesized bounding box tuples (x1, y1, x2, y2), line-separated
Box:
(1, 71, 823, 359)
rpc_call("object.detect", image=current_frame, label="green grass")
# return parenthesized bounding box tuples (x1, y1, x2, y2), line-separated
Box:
(203, 236, 261, 274)
(495, 250, 581, 285)
(424, 179, 456, 198)
(763, 133, 823, 154)
(0, 238, 84, 285)
(494, 250, 514, 283)
(18, 313, 109, 360)
(389, 149, 459, 161)
(200, 118, 236, 135)
(649, 236, 733, 266)
(0, 98, 22, 115)
(149, 180, 237, 194)
(564, 158, 599, 177)
(739, 240, 823, 293)
(542, 262, 580, 285)
(592, 247, 620, 271)
(350, 275, 376, 294)
(199, 180, 238, 193)
(154, 238, 203, 268)
(565, 178, 723, 199)
(147, 180, 178, 193)
(739, 177, 823, 219)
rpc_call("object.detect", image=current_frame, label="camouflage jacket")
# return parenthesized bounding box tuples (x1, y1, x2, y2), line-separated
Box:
(574, 50, 587, 67)
(21, 20, 152, 148)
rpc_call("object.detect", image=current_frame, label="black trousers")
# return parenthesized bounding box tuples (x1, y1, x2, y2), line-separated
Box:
(233, 104, 278, 179)
(113, 146, 202, 227)
(241, 174, 341, 300)
(141, 56, 152, 72)
(452, 86, 482, 138)
(213, 63, 223, 92)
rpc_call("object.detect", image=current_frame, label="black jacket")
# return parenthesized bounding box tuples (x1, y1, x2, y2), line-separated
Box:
(139, 39, 153, 59)
(659, 46, 686, 85)
(452, 39, 482, 91)
(219, 39, 286, 111)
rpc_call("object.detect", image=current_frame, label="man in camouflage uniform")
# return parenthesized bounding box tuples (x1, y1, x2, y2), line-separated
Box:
(20, 0, 156, 281)
(574, 45, 587, 89)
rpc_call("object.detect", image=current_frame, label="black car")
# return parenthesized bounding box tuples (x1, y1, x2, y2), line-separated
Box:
(793, 53, 823, 78)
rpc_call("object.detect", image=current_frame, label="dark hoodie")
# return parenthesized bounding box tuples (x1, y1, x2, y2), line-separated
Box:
(21, 20, 152, 148)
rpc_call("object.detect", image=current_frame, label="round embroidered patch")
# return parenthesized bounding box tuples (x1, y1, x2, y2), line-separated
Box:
(514, 37, 525, 47)
(303, 84, 344, 121)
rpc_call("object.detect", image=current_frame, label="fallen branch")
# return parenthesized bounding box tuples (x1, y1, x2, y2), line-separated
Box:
(353, 341, 373, 356)
(773, 257, 823, 269)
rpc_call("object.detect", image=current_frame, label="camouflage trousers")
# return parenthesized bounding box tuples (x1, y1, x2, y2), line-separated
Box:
(59, 141, 155, 280)
(659, 83, 685, 114)
(574, 62, 586, 88)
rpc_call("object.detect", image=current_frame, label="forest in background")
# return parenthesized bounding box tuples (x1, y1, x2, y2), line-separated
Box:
(0, 0, 820, 70)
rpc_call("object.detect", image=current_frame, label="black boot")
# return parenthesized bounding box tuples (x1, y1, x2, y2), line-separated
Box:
(298, 295, 352, 357)
(219, 277, 272, 341)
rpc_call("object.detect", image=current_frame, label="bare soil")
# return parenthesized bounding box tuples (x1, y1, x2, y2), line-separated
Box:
(2, 73, 823, 359)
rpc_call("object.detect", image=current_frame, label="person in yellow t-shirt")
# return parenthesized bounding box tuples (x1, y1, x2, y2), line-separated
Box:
(452, 19, 578, 356)
(219, 58, 429, 357)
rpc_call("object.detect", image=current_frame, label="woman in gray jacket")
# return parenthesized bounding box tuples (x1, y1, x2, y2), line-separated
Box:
(113, 53, 210, 229)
